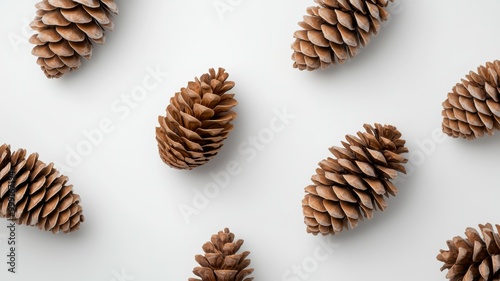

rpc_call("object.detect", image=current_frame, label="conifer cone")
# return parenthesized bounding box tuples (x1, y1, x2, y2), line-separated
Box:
(302, 123, 408, 235)
(189, 228, 254, 281)
(156, 68, 238, 170)
(0, 144, 84, 234)
(437, 223, 500, 281)
(442, 60, 500, 140)
(29, 0, 118, 78)
(291, 0, 394, 71)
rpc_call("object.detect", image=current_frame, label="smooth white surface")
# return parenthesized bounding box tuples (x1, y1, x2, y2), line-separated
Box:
(1, 0, 500, 280)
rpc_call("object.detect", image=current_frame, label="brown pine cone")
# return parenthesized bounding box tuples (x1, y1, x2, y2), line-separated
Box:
(442, 60, 500, 140)
(437, 223, 500, 281)
(156, 68, 238, 170)
(291, 0, 394, 71)
(0, 144, 84, 234)
(302, 123, 408, 235)
(29, 0, 118, 78)
(189, 228, 254, 281)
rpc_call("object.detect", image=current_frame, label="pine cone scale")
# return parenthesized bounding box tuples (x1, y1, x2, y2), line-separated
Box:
(323, 199, 344, 218)
(214, 270, 237, 281)
(323, 25, 343, 44)
(61, 6, 93, 23)
(43, 11, 70, 26)
(355, 13, 370, 32)
(318, 182, 341, 198)
(83, 7, 110, 24)
(493, 255, 500, 275)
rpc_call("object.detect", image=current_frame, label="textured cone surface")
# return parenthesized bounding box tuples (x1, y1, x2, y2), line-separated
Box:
(442, 60, 500, 140)
(302, 123, 408, 235)
(437, 223, 500, 281)
(0, 144, 84, 233)
(291, 0, 394, 71)
(156, 68, 238, 170)
(189, 228, 254, 281)
(29, 0, 118, 78)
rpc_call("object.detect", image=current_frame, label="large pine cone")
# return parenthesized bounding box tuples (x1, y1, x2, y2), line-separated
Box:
(302, 123, 408, 235)
(292, 0, 394, 71)
(442, 60, 500, 140)
(29, 0, 118, 78)
(189, 228, 254, 281)
(437, 223, 500, 281)
(0, 144, 84, 234)
(156, 68, 238, 170)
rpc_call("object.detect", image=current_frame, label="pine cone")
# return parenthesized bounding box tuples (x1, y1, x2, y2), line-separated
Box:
(437, 223, 500, 281)
(29, 0, 118, 78)
(442, 60, 500, 140)
(156, 68, 238, 170)
(291, 0, 394, 71)
(0, 144, 84, 234)
(189, 228, 254, 281)
(302, 123, 408, 235)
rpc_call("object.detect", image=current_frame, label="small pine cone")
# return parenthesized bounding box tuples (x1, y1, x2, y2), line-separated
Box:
(442, 60, 500, 140)
(0, 144, 84, 234)
(291, 0, 394, 71)
(29, 0, 118, 78)
(156, 68, 238, 170)
(302, 123, 408, 235)
(437, 223, 500, 281)
(189, 228, 254, 281)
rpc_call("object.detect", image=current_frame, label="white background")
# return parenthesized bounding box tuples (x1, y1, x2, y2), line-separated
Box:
(1, 0, 499, 280)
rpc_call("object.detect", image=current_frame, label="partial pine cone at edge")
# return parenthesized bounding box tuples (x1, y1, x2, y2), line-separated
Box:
(0, 144, 84, 234)
(292, 0, 394, 71)
(442, 59, 500, 140)
(29, 0, 118, 78)
(437, 223, 500, 281)
(302, 123, 408, 235)
(189, 228, 254, 281)
(156, 68, 237, 170)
